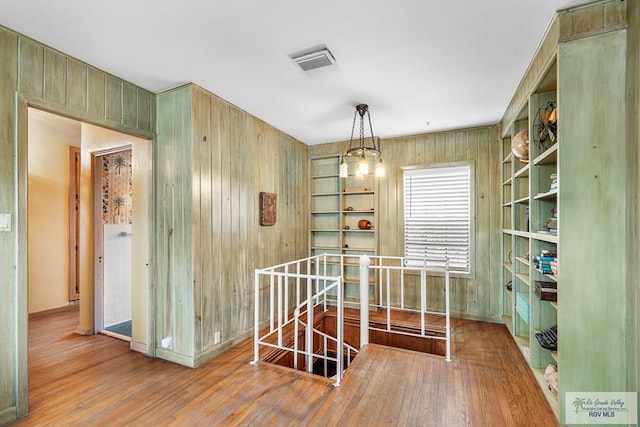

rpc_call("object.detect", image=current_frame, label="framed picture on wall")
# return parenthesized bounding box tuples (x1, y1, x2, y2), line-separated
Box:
(259, 192, 277, 226)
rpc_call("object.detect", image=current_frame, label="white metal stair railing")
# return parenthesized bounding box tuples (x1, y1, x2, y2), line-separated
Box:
(252, 253, 452, 388)
(251, 254, 356, 387)
(363, 255, 452, 362)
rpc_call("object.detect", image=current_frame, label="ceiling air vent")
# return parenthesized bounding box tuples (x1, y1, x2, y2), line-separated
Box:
(291, 47, 335, 71)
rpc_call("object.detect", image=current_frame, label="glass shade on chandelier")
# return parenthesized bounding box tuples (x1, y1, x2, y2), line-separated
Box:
(339, 104, 384, 178)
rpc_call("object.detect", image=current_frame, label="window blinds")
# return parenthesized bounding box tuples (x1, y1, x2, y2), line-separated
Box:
(403, 164, 471, 272)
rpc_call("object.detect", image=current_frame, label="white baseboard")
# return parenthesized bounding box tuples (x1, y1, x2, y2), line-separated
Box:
(130, 340, 147, 354)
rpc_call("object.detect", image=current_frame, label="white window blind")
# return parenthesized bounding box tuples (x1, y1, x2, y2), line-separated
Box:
(403, 164, 471, 272)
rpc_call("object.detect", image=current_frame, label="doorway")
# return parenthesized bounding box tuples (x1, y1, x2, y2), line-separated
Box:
(93, 148, 134, 341)
(26, 107, 152, 347)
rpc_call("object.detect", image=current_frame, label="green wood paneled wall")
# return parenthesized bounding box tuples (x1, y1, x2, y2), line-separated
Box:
(0, 24, 155, 423)
(155, 84, 308, 367)
(309, 125, 502, 320)
(558, 29, 633, 421)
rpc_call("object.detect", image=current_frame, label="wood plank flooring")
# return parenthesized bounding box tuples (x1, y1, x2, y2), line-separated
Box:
(10, 310, 558, 426)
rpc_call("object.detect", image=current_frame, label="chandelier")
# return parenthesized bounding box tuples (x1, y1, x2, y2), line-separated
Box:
(339, 104, 385, 178)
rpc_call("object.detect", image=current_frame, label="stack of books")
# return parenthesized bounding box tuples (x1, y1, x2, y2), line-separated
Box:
(534, 249, 558, 275)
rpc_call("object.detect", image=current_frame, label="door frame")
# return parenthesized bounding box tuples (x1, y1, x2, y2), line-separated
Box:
(15, 94, 155, 418)
(68, 146, 80, 302)
(92, 146, 132, 335)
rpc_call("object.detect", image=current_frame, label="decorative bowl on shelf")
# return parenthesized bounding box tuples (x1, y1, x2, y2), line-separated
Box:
(358, 219, 372, 230)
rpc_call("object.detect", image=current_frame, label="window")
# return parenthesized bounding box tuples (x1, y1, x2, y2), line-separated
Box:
(403, 163, 472, 273)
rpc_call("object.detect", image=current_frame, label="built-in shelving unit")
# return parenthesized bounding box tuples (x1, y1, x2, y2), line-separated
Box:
(502, 59, 559, 415)
(309, 155, 379, 303)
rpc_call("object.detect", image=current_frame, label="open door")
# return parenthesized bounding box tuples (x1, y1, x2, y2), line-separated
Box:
(93, 148, 133, 340)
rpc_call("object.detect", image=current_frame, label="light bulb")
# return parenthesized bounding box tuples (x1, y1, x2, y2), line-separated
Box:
(375, 159, 385, 177)
(359, 157, 368, 175)
(339, 159, 349, 178)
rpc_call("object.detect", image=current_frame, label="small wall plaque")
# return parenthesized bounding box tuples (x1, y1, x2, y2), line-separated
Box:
(259, 192, 277, 226)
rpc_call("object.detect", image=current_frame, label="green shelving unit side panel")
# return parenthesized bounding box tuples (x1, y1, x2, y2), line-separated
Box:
(557, 29, 631, 420)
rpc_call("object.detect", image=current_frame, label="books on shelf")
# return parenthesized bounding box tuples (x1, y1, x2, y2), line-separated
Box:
(533, 249, 558, 276)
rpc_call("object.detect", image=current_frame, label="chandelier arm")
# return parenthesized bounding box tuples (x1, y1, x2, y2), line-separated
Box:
(359, 109, 366, 151)
(348, 110, 358, 151)
(366, 110, 377, 150)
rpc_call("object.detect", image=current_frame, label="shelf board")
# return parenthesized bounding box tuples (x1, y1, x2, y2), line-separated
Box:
(534, 269, 557, 282)
(550, 301, 558, 310)
(513, 335, 531, 361)
(343, 229, 375, 233)
(503, 262, 513, 272)
(515, 256, 530, 266)
(514, 164, 530, 178)
(502, 201, 513, 207)
(511, 230, 530, 238)
(342, 209, 375, 213)
(342, 247, 375, 252)
(533, 144, 558, 166)
(534, 190, 557, 200)
(502, 315, 513, 333)
(550, 351, 559, 363)
(310, 246, 341, 251)
(530, 232, 558, 244)
(311, 174, 339, 179)
(502, 153, 512, 164)
(343, 191, 374, 195)
(310, 229, 340, 232)
(311, 192, 340, 196)
(311, 211, 340, 215)
(502, 177, 513, 186)
(514, 196, 530, 205)
(515, 273, 530, 286)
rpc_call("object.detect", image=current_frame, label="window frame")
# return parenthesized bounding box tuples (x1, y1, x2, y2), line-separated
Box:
(401, 161, 475, 278)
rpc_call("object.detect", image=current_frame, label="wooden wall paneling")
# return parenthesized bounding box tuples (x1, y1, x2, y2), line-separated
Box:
(44, 48, 66, 105)
(18, 38, 44, 99)
(228, 105, 242, 339)
(154, 91, 172, 358)
(471, 128, 489, 314)
(155, 86, 195, 363)
(487, 128, 502, 316)
(209, 96, 223, 350)
(66, 59, 88, 112)
(175, 88, 195, 359)
(122, 82, 137, 128)
(104, 75, 122, 123)
(197, 89, 214, 353)
(219, 101, 233, 342)
(559, 0, 626, 42)
(627, 0, 640, 396)
(137, 88, 152, 133)
(0, 28, 18, 423)
(15, 96, 29, 418)
(192, 87, 204, 354)
(559, 30, 629, 417)
(87, 67, 106, 118)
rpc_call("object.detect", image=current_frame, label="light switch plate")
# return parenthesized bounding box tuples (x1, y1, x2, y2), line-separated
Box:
(0, 214, 10, 232)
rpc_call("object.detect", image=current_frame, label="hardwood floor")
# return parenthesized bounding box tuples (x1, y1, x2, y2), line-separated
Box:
(11, 310, 559, 426)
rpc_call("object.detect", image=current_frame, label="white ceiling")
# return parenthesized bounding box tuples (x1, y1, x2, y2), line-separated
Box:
(0, 0, 570, 145)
